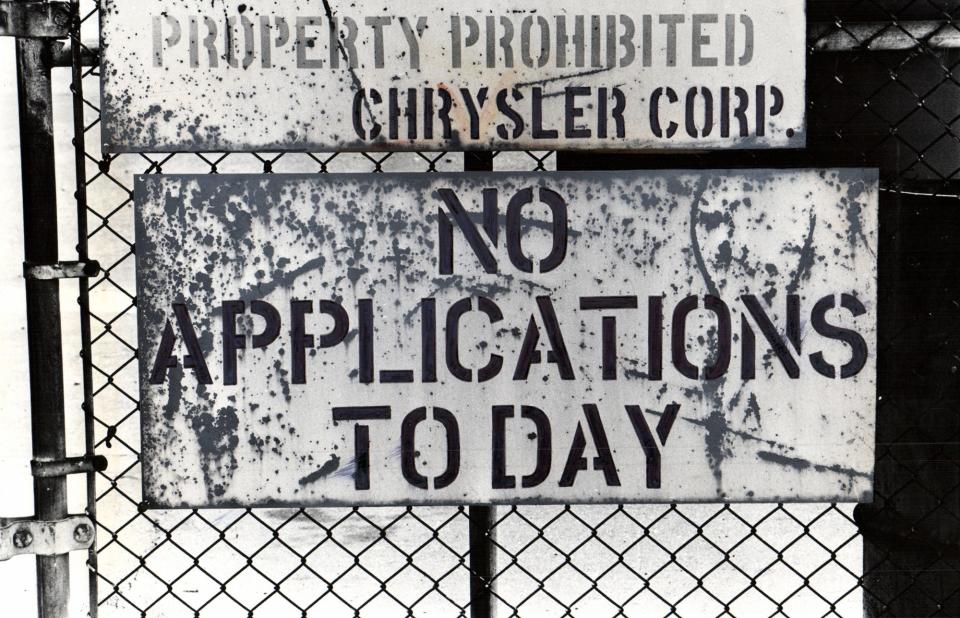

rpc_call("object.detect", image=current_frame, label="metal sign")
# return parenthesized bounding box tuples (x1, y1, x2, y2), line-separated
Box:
(102, 0, 806, 152)
(136, 170, 877, 508)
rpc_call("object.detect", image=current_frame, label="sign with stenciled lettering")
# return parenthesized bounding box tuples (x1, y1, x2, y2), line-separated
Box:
(102, 0, 805, 152)
(136, 170, 876, 508)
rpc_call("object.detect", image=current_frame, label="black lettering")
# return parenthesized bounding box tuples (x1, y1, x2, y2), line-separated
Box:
(401, 407, 460, 489)
(401, 407, 428, 489)
(319, 300, 349, 347)
(597, 87, 608, 138)
(685, 86, 713, 138)
(491, 404, 552, 489)
(521, 405, 552, 488)
(445, 298, 472, 381)
(352, 89, 382, 140)
(506, 187, 568, 273)
(433, 407, 460, 489)
(809, 294, 869, 378)
(650, 87, 678, 138)
(222, 300, 245, 386)
(741, 294, 800, 379)
(333, 406, 390, 490)
(496, 88, 525, 140)
(610, 87, 626, 138)
(437, 89, 453, 139)
(379, 369, 414, 383)
(579, 296, 639, 380)
(460, 87, 489, 139)
(358, 299, 374, 383)
(250, 300, 281, 348)
(671, 295, 699, 379)
(559, 404, 620, 487)
(740, 314, 756, 380)
(421, 298, 437, 382)
(513, 296, 575, 380)
(755, 85, 783, 137)
(531, 87, 558, 139)
(491, 405, 515, 489)
(149, 322, 179, 385)
(291, 300, 314, 384)
(625, 403, 680, 488)
(477, 297, 504, 382)
(648, 296, 663, 380)
(423, 87, 434, 139)
(149, 303, 212, 385)
(704, 295, 731, 379)
(564, 86, 591, 139)
(445, 297, 504, 382)
(436, 187, 497, 274)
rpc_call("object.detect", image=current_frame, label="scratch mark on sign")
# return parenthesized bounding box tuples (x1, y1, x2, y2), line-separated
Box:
(757, 450, 870, 480)
(515, 65, 618, 88)
(689, 177, 719, 297)
(299, 453, 341, 485)
(320, 0, 376, 132)
(786, 212, 816, 294)
(211, 255, 327, 316)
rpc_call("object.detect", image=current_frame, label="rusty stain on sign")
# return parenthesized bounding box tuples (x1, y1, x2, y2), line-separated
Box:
(135, 170, 876, 508)
(101, 0, 806, 152)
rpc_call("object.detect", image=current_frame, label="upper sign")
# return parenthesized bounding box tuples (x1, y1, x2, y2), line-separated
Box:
(136, 169, 876, 508)
(102, 0, 806, 152)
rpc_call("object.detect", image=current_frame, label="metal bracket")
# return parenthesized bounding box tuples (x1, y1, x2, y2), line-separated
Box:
(31, 455, 107, 478)
(23, 260, 100, 280)
(0, 1, 71, 39)
(0, 515, 94, 561)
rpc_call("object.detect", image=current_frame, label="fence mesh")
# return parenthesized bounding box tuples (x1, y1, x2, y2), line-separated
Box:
(65, 0, 960, 616)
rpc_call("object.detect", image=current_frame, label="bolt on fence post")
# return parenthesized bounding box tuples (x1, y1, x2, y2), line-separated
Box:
(16, 26, 71, 618)
(464, 150, 497, 618)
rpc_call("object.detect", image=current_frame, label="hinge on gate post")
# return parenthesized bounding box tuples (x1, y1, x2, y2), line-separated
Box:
(0, 515, 94, 561)
(23, 260, 100, 280)
(31, 454, 107, 478)
(0, 1, 71, 38)
(0, 457, 106, 560)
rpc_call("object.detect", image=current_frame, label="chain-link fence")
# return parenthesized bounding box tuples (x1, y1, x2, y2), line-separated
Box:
(63, 0, 960, 616)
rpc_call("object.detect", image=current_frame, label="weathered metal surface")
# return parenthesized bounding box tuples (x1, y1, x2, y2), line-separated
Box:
(16, 25, 71, 618)
(136, 170, 877, 508)
(0, 516, 95, 562)
(101, 0, 806, 152)
(23, 260, 100, 280)
(0, 1, 70, 39)
(31, 455, 108, 478)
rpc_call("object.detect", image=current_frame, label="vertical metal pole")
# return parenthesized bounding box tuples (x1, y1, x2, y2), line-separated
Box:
(16, 30, 70, 618)
(67, 3, 99, 614)
(464, 151, 496, 618)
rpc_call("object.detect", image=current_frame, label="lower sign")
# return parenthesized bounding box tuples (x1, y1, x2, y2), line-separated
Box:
(136, 170, 877, 508)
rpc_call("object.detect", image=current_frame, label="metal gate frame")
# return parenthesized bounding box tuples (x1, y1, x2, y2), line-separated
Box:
(5, 0, 960, 615)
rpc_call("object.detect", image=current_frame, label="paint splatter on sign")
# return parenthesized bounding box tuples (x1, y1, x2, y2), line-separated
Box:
(101, 0, 805, 152)
(136, 170, 876, 508)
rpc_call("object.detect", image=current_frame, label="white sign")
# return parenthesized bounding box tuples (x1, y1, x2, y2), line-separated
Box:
(136, 170, 876, 508)
(102, 0, 806, 152)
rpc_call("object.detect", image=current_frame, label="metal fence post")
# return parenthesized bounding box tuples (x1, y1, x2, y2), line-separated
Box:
(465, 151, 497, 618)
(15, 24, 71, 618)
